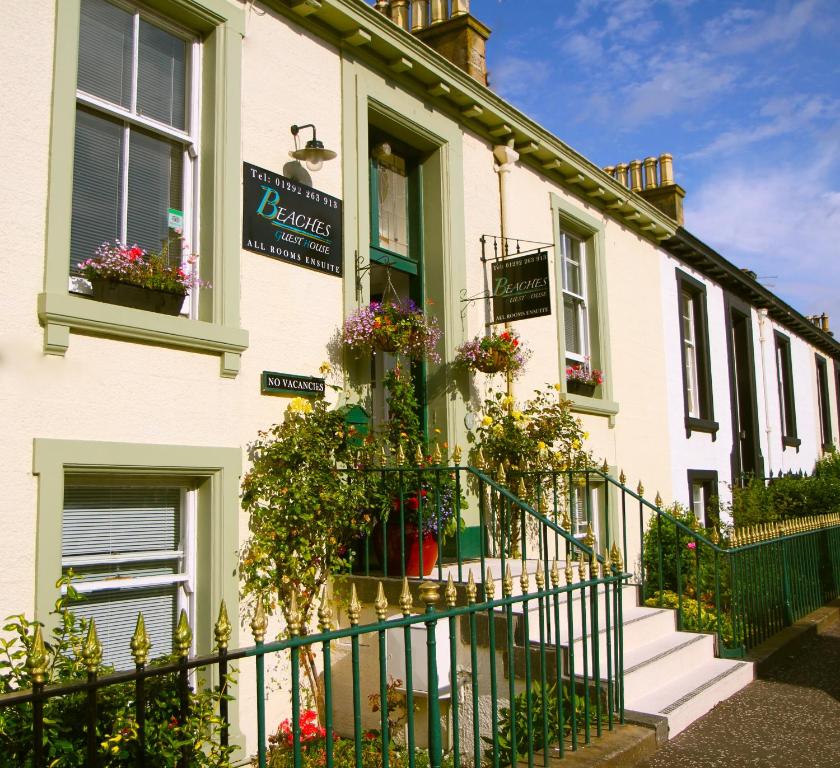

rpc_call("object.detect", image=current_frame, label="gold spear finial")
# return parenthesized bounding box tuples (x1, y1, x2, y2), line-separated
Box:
(466, 571, 477, 604)
(584, 522, 596, 552)
(452, 445, 462, 465)
(517, 477, 527, 498)
(550, 558, 560, 587)
(318, 587, 333, 632)
(578, 555, 587, 582)
(535, 561, 545, 590)
(655, 491, 663, 508)
(348, 584, 361, 626)
(288, 593, 302, 636)
(432, 442, 442, 465)
(502, 564, 513, 596)
(565, 560, 574, 585)
(601, 549, 610, 578)
(415, 444, 424, 466)
(601, 458, 609, 474)
(485, 568, 496, 600)
(174, 609, 192, 658)
(445, 573, 458, 607)
(374, 582, 389, 621)
(497, 462, 507, 484)
(251, 595, 268, 643)
(131, 613, 152, 665)
(399, 577, 413, 615)
(561, 508, 571, 530)
(379, 446, 388, 467)
(476, 447, 486, 469)
(710, 528, 720, 545)
(520, 567, 530, 595)
(396, 444, 406, 465)
(609, 542, 620, 570)
(214, 601, 232, 651)
(82, 619, 103, 673)
(637, 481, 645, 497)
(27, 625, 48, 685)
(619, 469, 627, 485)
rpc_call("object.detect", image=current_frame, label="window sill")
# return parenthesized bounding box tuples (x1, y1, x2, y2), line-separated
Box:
(782, 436, 801, 450)
(561, 392, 619, 426)
(38, 292, 249, 378)
(685, 416, 719, 439)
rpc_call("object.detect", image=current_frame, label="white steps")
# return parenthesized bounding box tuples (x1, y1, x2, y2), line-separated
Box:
(444, 558, 754, 739)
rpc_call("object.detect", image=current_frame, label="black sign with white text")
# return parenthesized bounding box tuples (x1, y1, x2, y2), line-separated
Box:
(242, 162, 342, 277)
(261, 372, 326, 398)
(491, 250, 552, 323)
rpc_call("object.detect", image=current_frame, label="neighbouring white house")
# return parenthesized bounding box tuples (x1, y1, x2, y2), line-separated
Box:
(1, 0, 838, 755)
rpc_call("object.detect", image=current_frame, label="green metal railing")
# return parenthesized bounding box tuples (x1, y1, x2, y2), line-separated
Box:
(0, 565, 626, 767)
(515, 466, 840, 656)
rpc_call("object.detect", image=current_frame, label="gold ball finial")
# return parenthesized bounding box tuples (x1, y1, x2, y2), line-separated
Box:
(174, 609, 192, 658)
(131, 613, 152, 665)
(82, 619, 103, 673)
(251, 595, 268, 643)
(348, 584, 362, 626)
(374, 582, 389, 621)
(419, 580, 441, 609)
(214, 601, 232, 651)
(399, 577, 414, 615)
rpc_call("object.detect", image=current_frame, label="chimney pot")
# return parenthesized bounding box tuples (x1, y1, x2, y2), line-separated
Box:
(603, 165, 615, 177)
(629, 160, 643, 192)
(390, 0, 409, 30)
(410, 0, 426, 30)
(452, 0, 470, 16)
(643, 157, 657, 189)
(430, 0, 447, 24)
(615, 162, 629, 189)
(659, 153, 674, 186)
(374, 1, 391, 14)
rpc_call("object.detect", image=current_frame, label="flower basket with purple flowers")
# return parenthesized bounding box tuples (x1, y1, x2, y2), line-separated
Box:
(342, 299, 440, 361)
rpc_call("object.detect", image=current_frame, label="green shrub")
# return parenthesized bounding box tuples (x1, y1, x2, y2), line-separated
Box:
(0, 578, 234, 767)
(644, 590, 739, 647)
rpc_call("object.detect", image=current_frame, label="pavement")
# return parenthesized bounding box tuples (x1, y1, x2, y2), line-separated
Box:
(635, 616, 840, 768)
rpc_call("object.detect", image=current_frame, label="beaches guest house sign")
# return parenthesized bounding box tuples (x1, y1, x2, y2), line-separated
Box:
(242, 161, 342, 276)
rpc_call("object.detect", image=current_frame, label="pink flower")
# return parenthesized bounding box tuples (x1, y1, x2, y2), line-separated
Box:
(687, 541, 697, 550)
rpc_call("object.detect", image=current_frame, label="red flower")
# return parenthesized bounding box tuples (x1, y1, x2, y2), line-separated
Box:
(405, 496, 419, 512)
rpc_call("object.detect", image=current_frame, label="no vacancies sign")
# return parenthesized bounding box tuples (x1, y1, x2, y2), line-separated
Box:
(491, 250, 552, 323)
(261, 372, 326, 398)
(242, 162, 342, 277)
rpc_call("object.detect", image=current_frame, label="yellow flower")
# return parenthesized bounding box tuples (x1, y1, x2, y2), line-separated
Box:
(501, 395, 514, 408)
(537, 441, 547, 451)
(482, 416, 493, 427)
(319, 361, 333, 376)
(512, 410, 523, 421)
(554, 383, 562, 391)
(287, 397, 313, 414)
(572, 439, 581, 450)
(583, 432, 589, 440)
(492, 424, 504, 436)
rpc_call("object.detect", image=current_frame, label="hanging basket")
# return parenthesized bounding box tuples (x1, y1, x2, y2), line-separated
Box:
(473, 349, 511, 374)
(373, 331, 402, 354)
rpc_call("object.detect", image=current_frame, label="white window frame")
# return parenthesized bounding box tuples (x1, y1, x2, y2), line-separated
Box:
(681, 289, 701, 419)
(71, 0, 202, 319)
(560, 231, 590, 365)
(569, 480, 600, 542)
(60, 482, 198, 659)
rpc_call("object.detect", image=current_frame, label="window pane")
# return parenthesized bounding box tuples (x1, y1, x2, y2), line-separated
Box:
(70, 108, 124, 272)
(564, 298, 580, 353)
(137, 19, 187, 129)
(376, 153, 409, 257)
(126, 128, 184, 259)
(77, 0, 133, 108)
(72, 586, 178, 669)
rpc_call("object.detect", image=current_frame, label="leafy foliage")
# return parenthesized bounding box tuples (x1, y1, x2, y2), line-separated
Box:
(0, 578, 233, 767)
(644, 590, 739, 647)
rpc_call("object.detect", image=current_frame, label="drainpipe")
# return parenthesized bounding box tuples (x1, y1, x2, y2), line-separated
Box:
(493, 143, 520, 403)
(758, 308, 774, 475)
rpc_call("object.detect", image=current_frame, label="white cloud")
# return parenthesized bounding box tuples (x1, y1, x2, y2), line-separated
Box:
(686, 156, 840, 319)
(703, 0, 819, 55)
(489, 55, 552, 99)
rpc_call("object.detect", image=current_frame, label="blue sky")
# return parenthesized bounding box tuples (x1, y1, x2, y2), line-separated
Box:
(473, 0, 840, 326)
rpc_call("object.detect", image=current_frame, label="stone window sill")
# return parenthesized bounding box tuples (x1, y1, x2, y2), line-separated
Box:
(38, 292, 249, 378)
(561, 392, 619, 427)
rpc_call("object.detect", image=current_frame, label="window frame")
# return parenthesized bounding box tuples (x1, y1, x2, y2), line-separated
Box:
(40, 0, 247, 376)
(559, 230, 590, 364)
(815, 354, 833, 451)
(676, 269, 717, 438)
(686, 469, 719, 528)
(550, 194, 618, 424)
(774, 331, 800, 449)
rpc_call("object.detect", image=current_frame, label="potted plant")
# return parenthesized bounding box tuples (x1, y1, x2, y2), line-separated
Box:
(455, 329, 531, 375)
(342, 299, 440, 360)
(78, 240, 208, 315)
(565, 359, 604, 397)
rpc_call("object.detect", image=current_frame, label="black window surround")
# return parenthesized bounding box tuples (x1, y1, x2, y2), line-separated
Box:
(774, 331, 800, 450)
(816, 354, 833, 451)
(686, 469, 719, 528)
(835, 361, 840, 439)
(676, 270, 718, 438)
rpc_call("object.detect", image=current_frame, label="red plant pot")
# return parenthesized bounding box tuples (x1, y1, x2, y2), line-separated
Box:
(386, 522, 439, 577)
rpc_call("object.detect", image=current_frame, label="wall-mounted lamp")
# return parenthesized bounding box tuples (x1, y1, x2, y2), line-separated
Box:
(290, 123, 337, 172)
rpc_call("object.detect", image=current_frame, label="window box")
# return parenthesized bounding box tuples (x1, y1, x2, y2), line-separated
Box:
(90, 278, 185, 316)
(567, 380, 597, 397)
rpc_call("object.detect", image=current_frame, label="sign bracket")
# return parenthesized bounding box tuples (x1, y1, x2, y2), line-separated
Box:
(479, 234, 554, 263)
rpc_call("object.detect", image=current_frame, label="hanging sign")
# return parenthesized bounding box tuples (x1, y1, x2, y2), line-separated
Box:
(491, 250, 552, 323)
(261, 371, 326, 398)
(242, 161, 342, 277)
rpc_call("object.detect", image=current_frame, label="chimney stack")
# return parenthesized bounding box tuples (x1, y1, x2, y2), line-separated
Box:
(374, 1, 491, 85)
(606, 153, 686, 225)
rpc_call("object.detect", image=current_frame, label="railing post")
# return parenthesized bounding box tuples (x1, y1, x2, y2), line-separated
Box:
(374, 583, 391, 768)
(319, 589, 335, 768)
(420, 581, 442, 768)
(82, 620, 102, 768)
(348, 586, 363, 768)
(781, 538, 794, 625)
(399, 579, 416, 768)
(251, 597, 269, 768)
(27, 625, 47, 768)
(131, 614, 152, 767)
(445, 575, 461, 768)
(174, 609, 192, 768)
